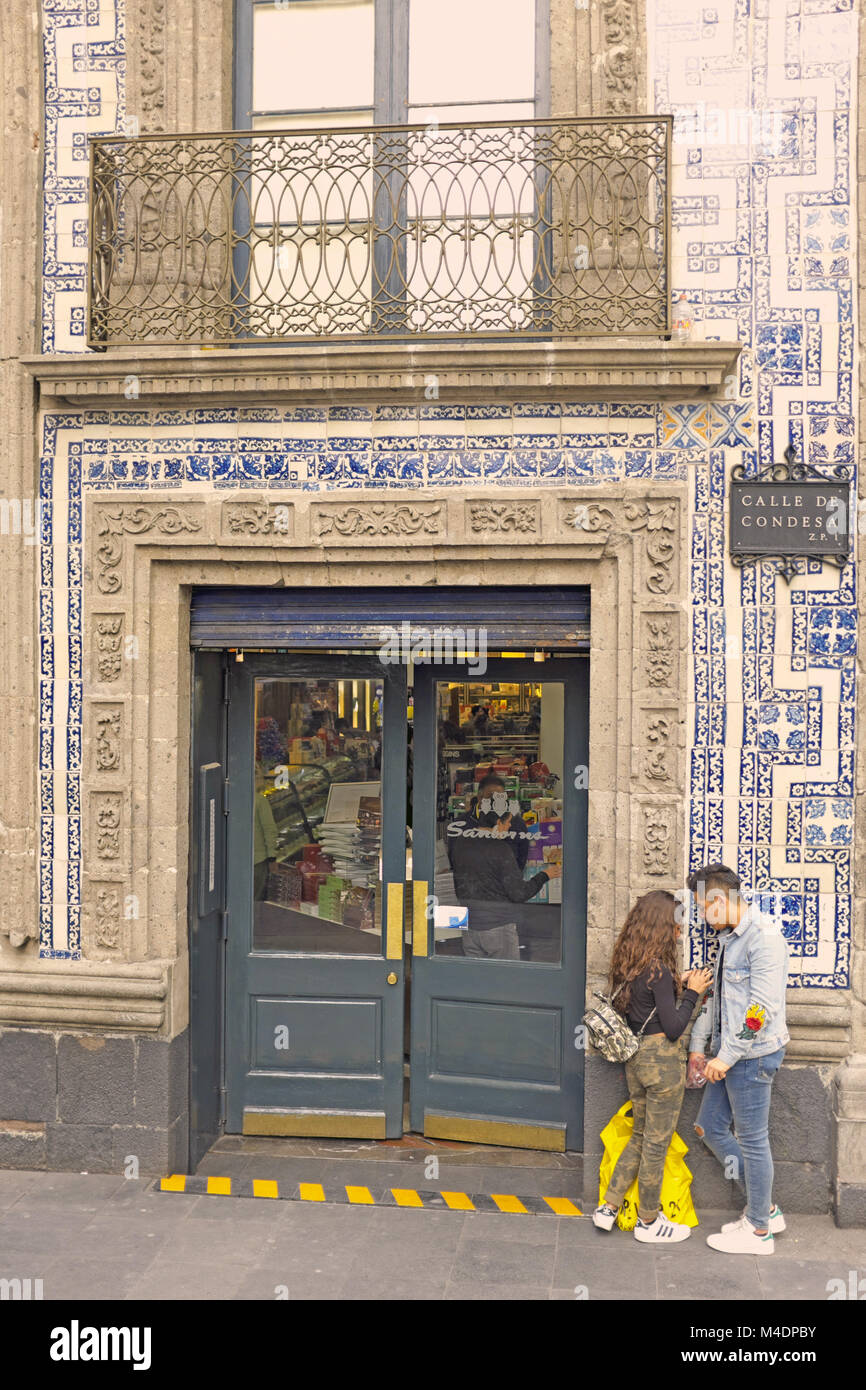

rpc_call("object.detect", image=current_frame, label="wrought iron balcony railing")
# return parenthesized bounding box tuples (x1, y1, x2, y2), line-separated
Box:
(87, 116, 672, 349)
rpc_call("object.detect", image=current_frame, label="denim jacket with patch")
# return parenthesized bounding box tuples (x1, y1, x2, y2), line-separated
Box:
(689, 906, 789, 1067)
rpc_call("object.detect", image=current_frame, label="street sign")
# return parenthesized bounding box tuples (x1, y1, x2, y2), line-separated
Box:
(729, 446, 852, 581)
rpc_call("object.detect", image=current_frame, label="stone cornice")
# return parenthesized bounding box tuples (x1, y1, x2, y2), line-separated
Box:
(24, 338, 743, 407)
(0, 960, 168, 1031)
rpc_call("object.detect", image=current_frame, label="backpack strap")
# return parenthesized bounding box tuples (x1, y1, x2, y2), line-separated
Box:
(611, 977, 658, 1037)
(636, 1006, 658, 1037)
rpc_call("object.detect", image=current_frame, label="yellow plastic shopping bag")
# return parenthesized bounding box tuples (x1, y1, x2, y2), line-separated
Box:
(598, 1101, 699, 1230)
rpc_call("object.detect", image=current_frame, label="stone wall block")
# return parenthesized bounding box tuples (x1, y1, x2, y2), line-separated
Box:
(56, 1035, 136, 1126)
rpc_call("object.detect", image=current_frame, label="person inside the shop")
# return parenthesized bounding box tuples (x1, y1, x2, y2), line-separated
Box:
(463, 703, 490, 735)
(447, 806, 560, 960)
(439, 715, 465, 744)
(463, 773, 531, 871)
(593, 890, 713, 1243)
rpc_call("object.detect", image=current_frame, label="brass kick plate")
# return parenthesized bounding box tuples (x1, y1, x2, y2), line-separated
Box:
(424, 1113, 566, 1152)
(243, 1110, 386, 1139)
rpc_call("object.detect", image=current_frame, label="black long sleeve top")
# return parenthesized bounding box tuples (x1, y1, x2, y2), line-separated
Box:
(624, 965, 698, 1041)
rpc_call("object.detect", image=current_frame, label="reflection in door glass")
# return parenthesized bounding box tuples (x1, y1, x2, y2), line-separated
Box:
(253, 677, 384, 955)
(434, 679, 563, 963)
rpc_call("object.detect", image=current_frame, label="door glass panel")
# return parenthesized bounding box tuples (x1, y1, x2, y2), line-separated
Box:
(435, 678, 563, 963)
(253, 676, 384, 954)
(408, 0, 536, 106)
(253, 0, 375, 114)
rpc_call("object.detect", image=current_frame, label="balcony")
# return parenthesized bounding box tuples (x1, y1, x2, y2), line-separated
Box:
(87, 116, 673, 351)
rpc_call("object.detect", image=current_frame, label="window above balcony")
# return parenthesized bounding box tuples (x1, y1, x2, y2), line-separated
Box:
(30, 0, 742, 403)
(84, 1, 683, 353)
(237, 0, 547, 130)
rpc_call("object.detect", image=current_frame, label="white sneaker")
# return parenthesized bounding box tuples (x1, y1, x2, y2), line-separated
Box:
(722, 1204, 786, 1236)
(633, 1213, 691, 1244)
(592, 1203, 617, 1231)
(707, 1215, 774, 1255)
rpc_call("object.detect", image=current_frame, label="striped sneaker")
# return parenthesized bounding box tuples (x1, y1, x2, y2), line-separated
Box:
(722, 1204, 786, 1236)
(633, 1213, 691, 1244)
(592, 1203, 618, 1231)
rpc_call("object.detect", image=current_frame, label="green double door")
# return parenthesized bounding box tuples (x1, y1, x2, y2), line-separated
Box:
(222, 652, 588, 1151)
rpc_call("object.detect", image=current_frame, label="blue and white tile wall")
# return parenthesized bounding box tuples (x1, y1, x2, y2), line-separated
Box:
(38, 0, 856, 985)
(42, 0, 125, 355)
(651, 0, 856, 987)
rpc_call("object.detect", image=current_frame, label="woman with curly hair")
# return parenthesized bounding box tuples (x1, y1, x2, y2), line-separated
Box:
(592, 890, 712, 1243)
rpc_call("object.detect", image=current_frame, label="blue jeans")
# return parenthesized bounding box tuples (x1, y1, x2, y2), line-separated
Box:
(694, 1047, 785, 1230)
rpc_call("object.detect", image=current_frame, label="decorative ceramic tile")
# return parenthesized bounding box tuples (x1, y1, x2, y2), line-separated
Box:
(34, 0, 856, 984)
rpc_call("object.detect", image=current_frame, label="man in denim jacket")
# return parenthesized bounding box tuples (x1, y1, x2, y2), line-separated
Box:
(686, 863, 789, 1255)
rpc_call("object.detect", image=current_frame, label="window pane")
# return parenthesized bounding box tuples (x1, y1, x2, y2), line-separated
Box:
(408, 102, 537, 128)
(253, 1, 375, 114)
(252, 111, 375, 132)
(435, 680, 563, 963)
(253, 677, 384, 954)
(409, 0, 536, 105)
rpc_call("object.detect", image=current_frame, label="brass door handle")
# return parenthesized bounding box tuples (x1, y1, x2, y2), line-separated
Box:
(412, 879, 429, 957)
(386, 971, 398, 985)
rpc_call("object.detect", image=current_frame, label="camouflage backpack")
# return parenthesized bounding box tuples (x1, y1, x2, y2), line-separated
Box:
(582, 982, 657, 1063)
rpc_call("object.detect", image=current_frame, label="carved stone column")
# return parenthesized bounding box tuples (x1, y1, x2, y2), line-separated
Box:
(551, 0, 648, 118)
(124, 0, 233, 136)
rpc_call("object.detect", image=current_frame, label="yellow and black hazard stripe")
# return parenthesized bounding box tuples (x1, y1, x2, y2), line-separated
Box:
(158, 1174, 583, 1216)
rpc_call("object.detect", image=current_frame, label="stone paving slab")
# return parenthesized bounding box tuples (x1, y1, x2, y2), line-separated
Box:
(0, 1170, 861, 1302)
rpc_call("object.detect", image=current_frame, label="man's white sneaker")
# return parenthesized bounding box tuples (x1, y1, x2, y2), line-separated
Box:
(633, 1213, 691, 1244)
(722, 1204, 785, 1236)
(592, 1203, 617, 1231)
(707, 1215, 774, 1255)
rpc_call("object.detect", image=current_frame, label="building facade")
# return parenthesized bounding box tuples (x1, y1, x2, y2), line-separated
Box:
(0, 0, 864, 1224)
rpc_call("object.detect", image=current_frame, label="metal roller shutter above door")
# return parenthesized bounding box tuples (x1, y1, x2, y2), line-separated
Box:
(190, 587, 590, 650)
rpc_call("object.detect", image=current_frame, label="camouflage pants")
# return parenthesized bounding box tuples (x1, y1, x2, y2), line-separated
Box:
(604, 1033, 687, 1223)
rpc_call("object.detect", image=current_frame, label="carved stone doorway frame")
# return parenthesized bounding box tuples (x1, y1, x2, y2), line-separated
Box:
(79, 484, 688, 1076)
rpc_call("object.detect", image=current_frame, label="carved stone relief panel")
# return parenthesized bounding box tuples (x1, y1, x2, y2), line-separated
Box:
(311, 501, 445, 543)
(635, 800, 680, 882)
(623, 500, 679, 596)
(221, 500, 294, 539)
(83, 880, 126, 956)
(556, 495, 681, 598)
(90, 791, 123, 863)
(632, 707, 683, 793)
(639, 610, 681, 693)
(92, 614, 125, 684)
(92, 706, 123, 775)
(466, 501, 540, 536)
(94, 503, 204, 595)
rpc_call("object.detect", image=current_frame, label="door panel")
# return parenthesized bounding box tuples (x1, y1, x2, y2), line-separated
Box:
(188, 651, 228, 1167)
(225, 653, 407, 1138)
(429, 1000, 561, 1084)
(409, 659, 588, 1150)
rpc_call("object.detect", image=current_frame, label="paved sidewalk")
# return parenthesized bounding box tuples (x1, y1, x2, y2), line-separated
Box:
(0, 1169, 863, 1301)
